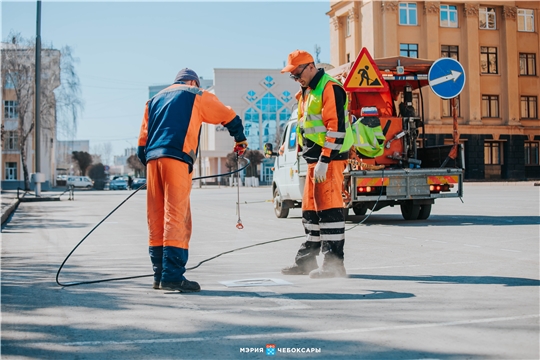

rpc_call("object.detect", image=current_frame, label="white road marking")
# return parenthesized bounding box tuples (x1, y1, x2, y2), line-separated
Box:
(57, 314, 539, 346)
(464, 244, 481, 248)
(500, 249, 521, 253)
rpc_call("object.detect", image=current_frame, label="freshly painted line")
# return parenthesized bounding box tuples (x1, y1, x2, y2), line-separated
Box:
(464, 244, 481, 248)
(58, 314, 539, 347)
(500, 249, 521, 253)
(430, 240, 447, 243)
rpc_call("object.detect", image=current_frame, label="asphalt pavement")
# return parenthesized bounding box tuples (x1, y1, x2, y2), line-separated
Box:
(1, 183, 539, 359)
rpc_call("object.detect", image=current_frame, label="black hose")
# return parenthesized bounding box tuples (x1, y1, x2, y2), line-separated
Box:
(56, 157, 250, 287)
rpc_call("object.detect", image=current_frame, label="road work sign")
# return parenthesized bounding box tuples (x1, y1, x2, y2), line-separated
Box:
(428, 57, 466, 99)
(343, 47, 389, 92)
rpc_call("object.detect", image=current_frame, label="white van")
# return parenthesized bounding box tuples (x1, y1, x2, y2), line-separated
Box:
(66, 176, 94, 188)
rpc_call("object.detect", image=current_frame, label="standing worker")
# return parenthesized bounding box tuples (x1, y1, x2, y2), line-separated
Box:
(280, 50, 353, 278)
(137, 68, 248, 292)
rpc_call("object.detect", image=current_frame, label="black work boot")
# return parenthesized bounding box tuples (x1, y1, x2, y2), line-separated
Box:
(160, 279, 201, 292)
(281, 241, 320, 275)
(309, 240, 347, 279)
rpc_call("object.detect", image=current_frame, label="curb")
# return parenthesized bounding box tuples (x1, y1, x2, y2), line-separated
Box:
(1, 199, 20, 226)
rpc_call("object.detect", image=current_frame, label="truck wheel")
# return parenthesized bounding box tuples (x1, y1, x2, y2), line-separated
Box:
(352, 205, 368, 216)
(417, 204, 432, 220)
(400, 202, 420, 220)
(273, 188, 289, 218)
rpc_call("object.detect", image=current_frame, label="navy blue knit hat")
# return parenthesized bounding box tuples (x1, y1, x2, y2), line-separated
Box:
(175, 68, 200, 87)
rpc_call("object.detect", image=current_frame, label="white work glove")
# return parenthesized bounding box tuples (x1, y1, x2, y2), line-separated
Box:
(313, 161, 329, 183)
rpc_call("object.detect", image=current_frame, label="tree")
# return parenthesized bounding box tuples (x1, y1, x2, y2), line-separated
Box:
(88, 162, 106, 190)
(91, 142, 112, 166)
(127, 154, 146, 178)
(243, 149, 264, 177)
(1, 32, 83, 190)
(72, 151, 92, 176)
(225, 152, 239, 172)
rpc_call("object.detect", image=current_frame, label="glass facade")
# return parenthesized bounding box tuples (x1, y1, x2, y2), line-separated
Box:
(243, 76, 294, 151)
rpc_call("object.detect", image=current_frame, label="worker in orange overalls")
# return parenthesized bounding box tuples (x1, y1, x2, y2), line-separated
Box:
(280, 50, 353, 278)
(137, 68, 247, 292)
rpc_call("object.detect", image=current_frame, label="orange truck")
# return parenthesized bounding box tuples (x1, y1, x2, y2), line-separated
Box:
(266, 48, 464, 220)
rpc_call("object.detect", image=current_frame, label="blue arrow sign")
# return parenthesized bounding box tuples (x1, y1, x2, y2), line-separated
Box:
(428, 58, 466, 99)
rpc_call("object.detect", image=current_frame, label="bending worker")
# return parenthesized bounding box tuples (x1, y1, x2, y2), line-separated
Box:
(137, 68, 247, 292)
(280, 50, 353, 278)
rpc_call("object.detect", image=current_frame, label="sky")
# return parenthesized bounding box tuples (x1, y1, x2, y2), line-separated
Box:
(1, 0, 331, 161)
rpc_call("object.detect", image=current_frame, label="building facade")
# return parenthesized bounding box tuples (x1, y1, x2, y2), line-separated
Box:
(327, 1, 540, 180)
(1, 43, 61, 190)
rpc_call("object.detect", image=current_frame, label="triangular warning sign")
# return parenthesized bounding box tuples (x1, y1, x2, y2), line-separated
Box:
(343, 48, 389, 92)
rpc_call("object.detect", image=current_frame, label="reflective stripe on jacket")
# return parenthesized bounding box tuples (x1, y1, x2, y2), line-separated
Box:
(297, 73, 353, 155)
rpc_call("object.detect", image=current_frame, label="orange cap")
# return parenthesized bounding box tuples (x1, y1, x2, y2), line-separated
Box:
(281, 50, 314, 73)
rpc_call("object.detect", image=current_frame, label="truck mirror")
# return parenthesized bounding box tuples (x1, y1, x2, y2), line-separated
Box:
(264, 143, 276, 158)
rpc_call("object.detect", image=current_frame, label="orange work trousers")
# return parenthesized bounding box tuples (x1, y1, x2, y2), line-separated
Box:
(147, 157, 192, 250)
(302, 160, 347, 212)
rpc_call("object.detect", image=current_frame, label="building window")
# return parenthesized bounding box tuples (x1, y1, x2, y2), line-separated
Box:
(482, 95, 499, 118)
(518, 9, 534, 32)
(441, 45, 459, 60)
(399, 3, 417, 25)
(525, 142, 539, 165)
(480, 47, 498, 74)
(440, 5, 458, 27)
(4, 72, 17, 89)
(4, 162, 17, 180)
(519, 53, 536, 76)
(479, 7, 496, 29)
(3, 100, 19, 119)
(442, 96, 461, 117)
(484, 141, 503, 165)
(400, 43, 418, 58)
(521, 96, 538, 119)
(4, 131, 19, 151)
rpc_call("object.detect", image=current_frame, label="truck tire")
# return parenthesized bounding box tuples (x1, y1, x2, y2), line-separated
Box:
(417, 204, 432, 220)
(352, 205, 368, 216)
(400, 201, 420, 220)
(273, 188, 289, 218)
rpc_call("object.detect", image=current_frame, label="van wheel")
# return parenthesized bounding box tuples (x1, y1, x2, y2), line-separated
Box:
(273, 188, 289, 218)
(417, 204, 432, 220)
(400, 201, 420, 220)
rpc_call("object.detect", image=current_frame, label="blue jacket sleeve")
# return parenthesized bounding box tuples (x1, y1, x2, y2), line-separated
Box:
(224, 115, 247, 142)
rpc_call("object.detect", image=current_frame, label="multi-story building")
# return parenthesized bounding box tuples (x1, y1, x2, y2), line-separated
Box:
(1, 42, 61, 190)
(327, 1, 540, 180)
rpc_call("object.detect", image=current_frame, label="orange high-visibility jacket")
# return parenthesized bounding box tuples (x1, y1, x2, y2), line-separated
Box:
(138, 81, 246, 171)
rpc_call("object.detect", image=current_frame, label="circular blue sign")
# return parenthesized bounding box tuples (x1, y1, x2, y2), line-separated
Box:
(428, 58, 466, 99)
